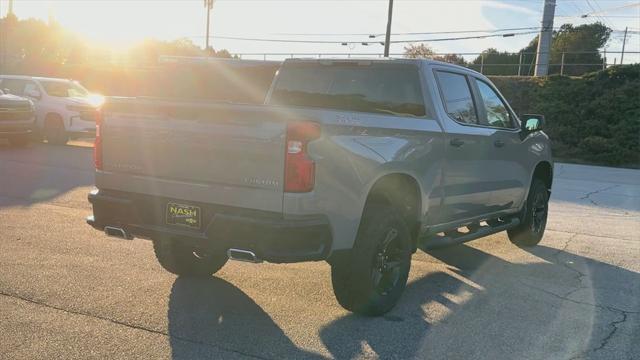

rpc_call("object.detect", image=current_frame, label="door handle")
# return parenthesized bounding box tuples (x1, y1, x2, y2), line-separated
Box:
(449, 138, 465, 147)
(494, 140, 506, 148)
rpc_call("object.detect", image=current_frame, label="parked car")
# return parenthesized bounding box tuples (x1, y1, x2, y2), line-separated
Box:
(0, 76, 103, 145)
(0, 89, 35, 147)
(87, 59, 552, 316)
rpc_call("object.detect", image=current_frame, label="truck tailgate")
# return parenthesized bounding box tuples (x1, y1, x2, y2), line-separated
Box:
(100, 99, 286, 213)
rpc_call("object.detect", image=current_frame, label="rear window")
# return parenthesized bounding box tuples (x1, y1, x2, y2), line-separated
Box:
(269, 63, 426, 117)
(135, 62, 279, 104)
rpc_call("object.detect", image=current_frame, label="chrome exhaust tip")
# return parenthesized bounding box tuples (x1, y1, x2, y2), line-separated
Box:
(104, 226, 132, 240)
(227, 248, 262, 263)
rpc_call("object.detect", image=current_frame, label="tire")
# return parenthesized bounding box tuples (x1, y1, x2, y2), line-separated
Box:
(507, 178, 549, 247)
(8, 134, 30, 147)
(153, 238, 228, 277)
(330, 204, 412, 316)
(43, 115, 68, 145)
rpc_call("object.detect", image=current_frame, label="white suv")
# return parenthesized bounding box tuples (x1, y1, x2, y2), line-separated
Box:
(0, 76, 103, 145)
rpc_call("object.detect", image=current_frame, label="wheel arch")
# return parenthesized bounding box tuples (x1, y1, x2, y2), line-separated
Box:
(44, 112, 63, 121)
(532, 161, 553, 191)
(43, 112, 66, 129)
(360, 172, 422, 252)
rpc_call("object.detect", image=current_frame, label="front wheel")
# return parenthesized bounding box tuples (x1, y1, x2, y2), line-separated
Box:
(43, 115, 68, 145)
(507, 179, 549, 247)
(153, 238, 228, 277)
(330, 204, 412, 316)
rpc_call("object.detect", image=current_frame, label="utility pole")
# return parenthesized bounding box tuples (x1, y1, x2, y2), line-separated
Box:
(383, 0, 394, 57)
(620, 27, 628, 65)
(534, 0, 556, 76)
(204, 0, 214, 52)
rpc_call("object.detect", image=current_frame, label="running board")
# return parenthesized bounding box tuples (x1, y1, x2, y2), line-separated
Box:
(420, 218, 520, 250)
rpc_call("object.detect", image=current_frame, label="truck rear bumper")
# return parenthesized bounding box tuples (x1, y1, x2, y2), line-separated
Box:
(87, 188, 332, 263)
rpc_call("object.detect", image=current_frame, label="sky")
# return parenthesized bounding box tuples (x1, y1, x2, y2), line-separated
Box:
(3, 0, 639, 62)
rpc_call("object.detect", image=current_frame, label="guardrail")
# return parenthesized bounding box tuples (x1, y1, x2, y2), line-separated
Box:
(232, 51, 639, 76)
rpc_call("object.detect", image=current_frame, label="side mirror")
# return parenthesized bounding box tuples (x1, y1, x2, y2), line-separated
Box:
(521, 114, 544, 133)
(24, 88, 42, 100)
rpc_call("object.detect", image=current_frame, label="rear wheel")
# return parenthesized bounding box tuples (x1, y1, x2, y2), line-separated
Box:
(507, 179, 549, 247)
(8, 134, 30, 147)
(330, 204, 412, 316)
(43, 115, 68, 145)
(153, 238, 228, 277)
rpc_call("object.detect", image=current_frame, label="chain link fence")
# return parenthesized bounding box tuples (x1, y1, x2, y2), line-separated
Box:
(232, 50, 639, 76)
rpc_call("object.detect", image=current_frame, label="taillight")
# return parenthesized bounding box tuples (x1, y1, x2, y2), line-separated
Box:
(284, 121, 320, 193)
(94, 109, 103, 170)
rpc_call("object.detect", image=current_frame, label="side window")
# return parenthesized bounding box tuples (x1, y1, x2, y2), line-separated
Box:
(1, 79, 28, 96)
(24, 82, 39, 95)
(436, 71, 478, 124)
(475, 79, 515, 129)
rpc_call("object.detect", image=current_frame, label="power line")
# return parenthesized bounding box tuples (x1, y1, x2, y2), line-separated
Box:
(590, 0, 615, 29)
(390, 31, 541, 44)
(186, 30, 541, 45)
(184, 27, 635, 44)
(274, 23, 636, 38)
(557, 1, 640, 19)
(585, 2, 640, 16)
(557, 14, 640, 18)
(275, 27, 545, 37)
(584, 0, 611, 27)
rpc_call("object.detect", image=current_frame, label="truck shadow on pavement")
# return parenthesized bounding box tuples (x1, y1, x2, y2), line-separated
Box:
(164, 243, 639, 359)
(167, 276, 325, 360)
(0, 143, 94, 209)
(319, 243, 639, 360)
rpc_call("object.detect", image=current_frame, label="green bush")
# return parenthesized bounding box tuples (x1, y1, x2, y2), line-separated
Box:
(490, 64, 640, 167)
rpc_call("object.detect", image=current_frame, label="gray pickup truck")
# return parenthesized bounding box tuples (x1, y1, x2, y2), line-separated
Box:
(87, 59, 552, 315)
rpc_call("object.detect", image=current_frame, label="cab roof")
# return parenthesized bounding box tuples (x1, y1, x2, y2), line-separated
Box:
(282, 57, 475, 74)
(0, 75, 75, 82)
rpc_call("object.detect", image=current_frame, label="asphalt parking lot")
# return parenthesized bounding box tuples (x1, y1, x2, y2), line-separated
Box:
(0, 141, 638, 360)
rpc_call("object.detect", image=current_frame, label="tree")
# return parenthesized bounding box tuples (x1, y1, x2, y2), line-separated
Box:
(471, 48, 522, 76)
(436, 53, 467, 66)
(473, 22, 612, 76)
(404, 44, 467, 66)
(0, 15, 234, 73)
(404, 43, 435, 58)
(0, 16, 76, 72)
(128, 38, 233, 65)
(525, 23, 612, 76)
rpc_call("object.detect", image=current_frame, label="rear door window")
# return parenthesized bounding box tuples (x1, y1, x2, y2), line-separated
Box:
(269, 63, 426, 117)
(435, 71, 478, 125)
